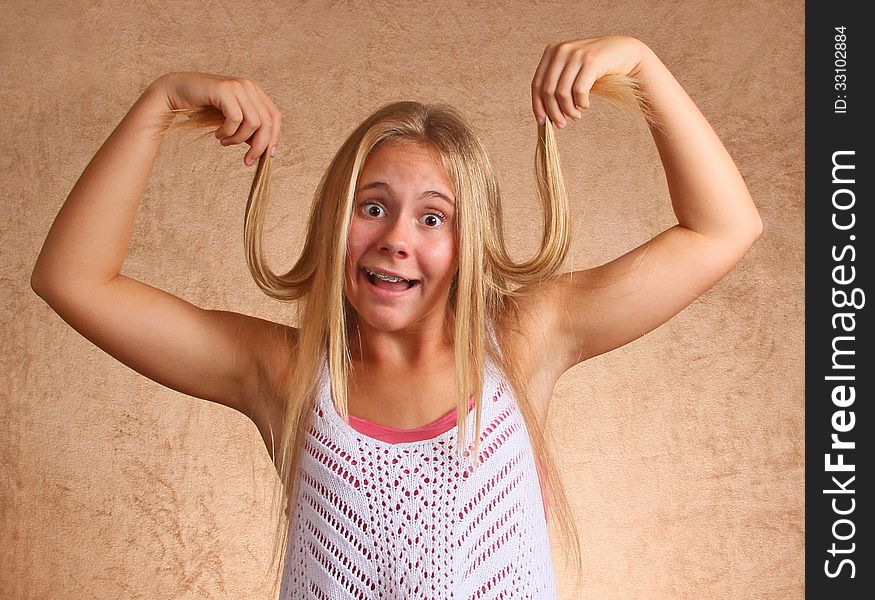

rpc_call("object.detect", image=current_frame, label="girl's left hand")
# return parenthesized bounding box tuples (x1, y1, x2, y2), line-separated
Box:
(531, 35, 649, 128)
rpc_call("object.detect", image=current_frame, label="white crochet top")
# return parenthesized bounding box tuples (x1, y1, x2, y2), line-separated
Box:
(278, 357, 557, 599)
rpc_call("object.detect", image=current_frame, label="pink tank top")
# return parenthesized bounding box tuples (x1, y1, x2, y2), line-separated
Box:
(344, 394, 550, 516)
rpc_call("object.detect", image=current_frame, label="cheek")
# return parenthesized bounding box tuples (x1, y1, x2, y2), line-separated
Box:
(344, 227, 366, 289)
(421, 236, 457, 280)
(346, 220, 371, 262)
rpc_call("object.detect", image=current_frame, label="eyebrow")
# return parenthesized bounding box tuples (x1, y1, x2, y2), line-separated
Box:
(357, 181, 455, 206)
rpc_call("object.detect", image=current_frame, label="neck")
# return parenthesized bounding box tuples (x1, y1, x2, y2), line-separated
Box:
(348, 314, 454, 368)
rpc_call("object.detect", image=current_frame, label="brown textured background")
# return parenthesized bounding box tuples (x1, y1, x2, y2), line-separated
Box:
(2, 1, 803, 598)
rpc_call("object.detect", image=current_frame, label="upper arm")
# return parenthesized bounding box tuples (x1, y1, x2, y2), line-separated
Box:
(32, 274, 296, 432)
(515, 223, 761, 374)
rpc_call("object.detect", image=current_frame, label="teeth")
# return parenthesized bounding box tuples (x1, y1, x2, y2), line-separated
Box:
(365, 268, 407, 283)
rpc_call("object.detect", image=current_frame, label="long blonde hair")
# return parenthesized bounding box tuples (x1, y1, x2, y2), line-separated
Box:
(167, 74, 648, 595)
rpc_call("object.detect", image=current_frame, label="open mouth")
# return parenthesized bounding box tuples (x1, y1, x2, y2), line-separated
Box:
(362, 267, 420, 291)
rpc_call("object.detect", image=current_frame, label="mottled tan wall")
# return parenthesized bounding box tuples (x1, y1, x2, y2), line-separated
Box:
(2, 1, 803, 598)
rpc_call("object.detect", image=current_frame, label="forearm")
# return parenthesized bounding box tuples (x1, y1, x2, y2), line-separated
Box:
(634, 43, 763, 242)
(32, 79, 172, 293)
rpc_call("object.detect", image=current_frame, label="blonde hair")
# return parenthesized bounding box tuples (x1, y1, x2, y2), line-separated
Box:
(167, 74, 648, 596)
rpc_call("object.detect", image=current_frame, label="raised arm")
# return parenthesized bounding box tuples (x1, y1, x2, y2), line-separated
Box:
(30, 73, 291, 449)
(523, 36, 762, 374)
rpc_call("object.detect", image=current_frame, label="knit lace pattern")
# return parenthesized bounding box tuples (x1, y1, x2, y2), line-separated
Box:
(278, 358, 557, 599)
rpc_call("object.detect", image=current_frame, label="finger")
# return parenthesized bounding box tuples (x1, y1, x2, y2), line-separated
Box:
(254, 84, 283, 157)
(219, 84, 264, 149)
(216, 81, 279, 166)
(531, 44, 554, 125)
(241, 87, 275, 165)
(555, 56, 584, 120)
(572, 63, 599, 113)
(213, 85, 245, 140)
(538, 46, 573, 128)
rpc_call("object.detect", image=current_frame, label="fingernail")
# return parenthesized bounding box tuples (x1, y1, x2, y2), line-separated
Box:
(537, 116, 545, 126)
(271, 146, 277, 157)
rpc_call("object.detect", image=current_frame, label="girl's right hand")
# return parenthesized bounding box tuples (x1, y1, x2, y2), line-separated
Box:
(150, 71, 282, 166)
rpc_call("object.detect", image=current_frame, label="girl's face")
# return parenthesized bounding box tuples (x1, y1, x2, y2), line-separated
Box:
(344, 140, 458, 334)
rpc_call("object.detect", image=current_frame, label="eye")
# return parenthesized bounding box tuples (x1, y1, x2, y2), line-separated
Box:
(361, 202, 385, 218)
(420, 211, 447, 229)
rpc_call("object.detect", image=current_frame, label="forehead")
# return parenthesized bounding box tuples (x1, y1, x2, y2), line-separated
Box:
(358, 141, 453, 193)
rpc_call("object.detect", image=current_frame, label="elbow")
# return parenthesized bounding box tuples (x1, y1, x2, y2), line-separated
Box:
(30, 261, 65, 301)
(729, 189, 764, 247)
(30, 269, 56, 301)
(746, 192, 764, 241)
(30, 266, 48, 298)
(750, 203, 764, 237)
(709, 212, 763, 260)
(729, 214, 764, 264)
(747, 212, 764, 244)
(732, 200, 764, 249)
(705, 214, 763, 253)
(30, 251, 53, 297)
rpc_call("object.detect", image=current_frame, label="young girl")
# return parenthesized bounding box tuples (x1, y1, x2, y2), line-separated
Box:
(31, 35, 761, 598)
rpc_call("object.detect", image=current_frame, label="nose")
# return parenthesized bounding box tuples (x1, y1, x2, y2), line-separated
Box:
(379, 216, 411, 258)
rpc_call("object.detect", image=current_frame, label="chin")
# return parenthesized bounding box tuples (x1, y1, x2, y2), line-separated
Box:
(354, 309, 413, 332)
